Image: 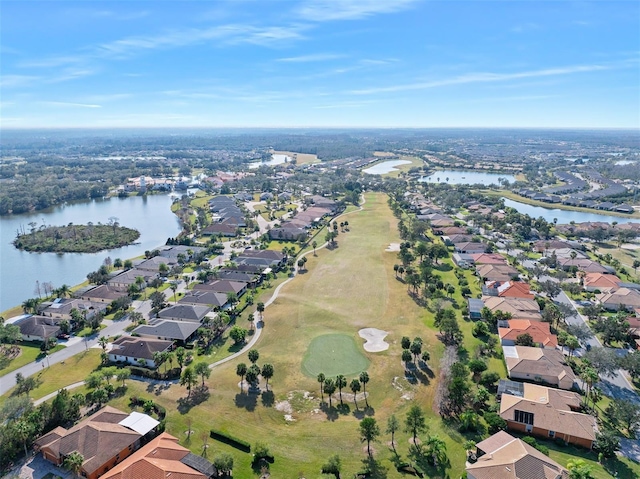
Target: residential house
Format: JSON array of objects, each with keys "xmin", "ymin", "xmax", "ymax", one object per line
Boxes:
[
  {"xmin": 35, "ymin": 406, "xmax": 159, "ymax": 479},
  {"xmin": 583, "ymin": 273, "xmax": 621, "ymax": 292},
  {"xmin": 453, "ymin": 253, "xmax": 474, "ymax": 268},
  {"xmin": 156, "ymin": 245, "xmax": 206, "ymax": 262},
  {"xmin": 107, "ymin": 269, "xmax": 157, "ymax": 291},
  {"xmin": 467, "ymin": 431, "xmax": 569, "ymax": 479},
  {"xmin": 557, "ymin": 258, "xmax": 612, "ymax": 274},
  {"xmin": 215, "ymin": 269, "xmax": 261, "ymax": 287},
  {"xmin": 482, "ymin": 281, "xmax": 534, "ymax": 299},
  {"xmin": 504, "ymin": 346, "xmax": 576, "ymax": 390},
  {"xmin": 436, "ymin": 226, "xmax": 468, "ymax": 236},
  {"xmin": 135, "ymin": 256, "xmax": 176, "ymax": 273},
  {"xmin": 454, "ymin": 242, "xmax": 486, "ymax": 254},
  {"xmin": 100, "ymin": 432, "xmax": 216, "ymax": 479},
  {"xmin": 476, "ymin": 264, "xmax": 520, "ymax": 282},
  {"xmin": 179, "ymin": 290, "xmax": 230, "ymax": 309},
  {"xmin": 195, "ymin": 279, "xmax": 248, "ymax": 298},
  {"xmin": 597, "ymin": 288, "xmax": 640, "ymax": 311},
  {"xmin": 78, "ymin": 285, "xmax": 129, "ymax": 304},
  {"xmin": 499, "ymin": 383, "xmax": 597, "ymax": 449},
  {"xmin": 108, "ymin": 336, "xmax": 174, "ymax": 368},
  {"xmin": 471, "ymin": 253, "xmax": 507, "ymax": 265},
  {"xmin": 157, "ymin": 304, "xmax": 211, "ymax": 322},
  {"xmin": 443, "ymin": 234, "xmax": 473, "ymax": 245},
  {"xmin": 40, "ymin": 298, "xmax": 107, "ymax": 321},
  {"xmin": 202, "ymin": 223, "xmax": 237, "ymax": 237},
  {"xmin": 15, "ymin": 315, "xmax": 61, "ymax": 342},
  {"xmin": 269, "ymin": 225, "xmax": 307, "ymax": 241},
  {"xmin": 614, "ymin": 203, "xmax": 634, "ymax": 214},
  {"xmin": 498, "ymin": 320, "xmax": 558, "ymax": 348},
  {"xmin": 483, "ymin": 297, "xmax": 542, "ymax": 321},
  {"xmin": 133, "ymin": 319, "xmax": 201, "ymax": 344}
]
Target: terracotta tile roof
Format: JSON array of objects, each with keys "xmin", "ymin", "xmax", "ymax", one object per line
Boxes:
[
  {"xmin": 598, "ymin": 288, "xmax": 640, "ymax": 308},
  {"xmin": 499, "ymin": 320, "xmax": 558, "ymax": 347},
  {"xmin": 500, "ymin": 386, "xmax": 596, "ymax": 442},
  {"xmin": 101, "ymin": 433, "xmax": 210, "ymax": 479},
  {"xmin": 504, "ymin": 347, "xmax": 576, "ymax": 385},
  {"xmin": 486, "ymin": 281, "xmax": 534, "ymax": 299},
  {"xmin": 483, "ymin": 297, "xmax": 541, "ymax": 321},
  {"xmin": 471, "ymin": 253, "xmax": 508, "ymax": 265},
  {"xmin": 469, "ymin": 432, "xmax": 568, "ymax": 479},
  {"xmin": 583, "ymin": 273, "xmax": 621, "ymax": 290}
]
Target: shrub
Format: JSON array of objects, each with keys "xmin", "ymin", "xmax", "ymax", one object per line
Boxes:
[
  {"xmin": 484, "ymin": 412, "xmax": 507, "ymax": 434},
  {"xmin": 210, "ymin": 429, "xmax": 251, "ymax": 453},
  {"xmin": 479, "ymin": 371, "xmax": 500, "ymax": 387},
  {"xmin": 472, "ymin": 322, "xmax": 490, "ymax": 337}
]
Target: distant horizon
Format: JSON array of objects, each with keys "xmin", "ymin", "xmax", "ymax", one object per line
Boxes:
[{"xmin": 2, "ymin": 1, "xmax": 638, "ymax": 129}]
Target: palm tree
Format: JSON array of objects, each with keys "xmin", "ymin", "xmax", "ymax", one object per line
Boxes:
[
  {"xmin": 359, "ymin": 371, "xmax": 370, "ymax": 407},
  {"xmin": 323, "ymin": 378, "xmax": 336, "ymax": 408},
  {"xmin": 261, "ymin": 363, "xmax": 274, "ymax": 390},
  {"xmin": 194, "ymin": 361, "xmax": 211, "ymax": 387},
  {"xmin": 580, "ymin": 367, "xmax": 599, "ymax": 407},
  {"xmin": 15, "ymin": 420, "xmax": 32, "ymax": 459},
  {"xmin": 135, "ymin": 276, "xmax": 146, "ymax": 299},
  {"xmin": 248, "ymin": 349, "xmax": 259, "ymax": 365},
  {"xmin": 386, "ymin": 415, "xmax": 399, "ymax": 451},
  {"xmin": 57, "ymin": 284, "xmax": 71, "ymax": 298},
  {"xmin": 180, "ymin": 366, "xmax": 197, "ymax": 398},
  {"xmin": 312, "ymin": 240, "xmax": 318, "ymax": 256},
  {"xmin": 170, "ymin": 281, "xmax": 179, "ymax": 304},
  {"xmin": 359, "ymin": 418, "xmax": 380, "ymax": 457},
  {"xmin": 256, "ymin": 302, "xmax": 265, "ymax": 321},
  {"xmin": 336, "ymin": 374, "xmax": 347, "ymax": 405},
  {"xmin": 116, "ymin": 368, "xmax": 131, "ymax": 388},
  {"xmin": 98, "ymin": 336, "xmax": 108, "ymax": 352},
  {"xmin": 236, "ymin": 363, "xmax": 247, "ymax": 392},
  {"xmin": 317, "ymin": 372, "xmax": 326, "ymax": 402},
  {"xmin": 424, "ymin": 434, "xmax": 447, "ymax": 467},
  {"xmin": 63, "ymin": 451, "xmax": 85, "ymax": 477},
  {"xmin": 350, "ymin": 379, "xmax": 361, "ymax": 409}
]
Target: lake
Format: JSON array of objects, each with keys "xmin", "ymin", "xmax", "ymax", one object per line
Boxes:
[
  {"xmin": 502, "ymin": 198, "xmax": 638, "ymax": 225},
  {"xmin": 362, "ymin": 160, "xmax": 412, "ymax": 175},
  {"xmin": 420, "ymin": 169, "xmax": 515, "ymax": 185},
  {"xmin": 248, "ymin": 154, "xmax": 291, "ymax": 169},
  {"xmin": 0, "ymin": 195, "xmax": 181, "ymax": 313}
]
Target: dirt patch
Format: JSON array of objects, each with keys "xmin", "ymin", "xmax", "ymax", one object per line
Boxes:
[
  {"xmin": 359, "ymin": 328, "xmax": 389, "ymax": 352},
  {"xmin": 432, "ymin": 345, "xmax": 457, "ymax": 414}
]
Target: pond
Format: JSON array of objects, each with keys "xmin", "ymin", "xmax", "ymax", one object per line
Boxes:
[
  {"xmin": 419, "ymin": 169, "xmax": 515, "ymax": 185},
  {"xmin": 248, "ymin": 154, "xmax": 291, "ymax": 169},
  {"xmin": 502, "ymin": 198, "xmax": 638, "ymax": 225},
  {"xmin": 362, "ymin": 159, "xmax": 412, "ymax": 175},
  {"xmin": 0, "ymin": 194, "xmax": 181, "ymax": 313}
]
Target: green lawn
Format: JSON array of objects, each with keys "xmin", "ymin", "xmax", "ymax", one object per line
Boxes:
[
  {"xmin": 302, "ymin": 333, "xmax": 370, "ymax": 377},
  {"xmin": 0, "ymin": 342, "xmax": 43, "ymax": 375}
]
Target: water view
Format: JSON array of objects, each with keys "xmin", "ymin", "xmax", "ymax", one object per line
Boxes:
[
  {"xmin": 248, "ymin": 153, "xmax": 291, "ymax": 169},
  {"xmin": 362, "ymin": 159, "xmax": 412, "ymax": 175},
  {"xmin": 0, "ymin": 194, "xmax": 181, "ymax": 313},
  {"xmin": 502, "ymin": 198, "xmax": 638, "ymax": 225},
  {"xmin": 420, "ymin": 169, "xmax": 515, "ymax": 185}
]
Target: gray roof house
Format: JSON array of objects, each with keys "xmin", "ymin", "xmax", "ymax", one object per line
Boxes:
[
  {"xmin": 179, "ymin": 290, "xmax": 229, "ymax": 309},
  {"xmin": 16, "ymin": 315, "xmax": 61, "ymax": 342},
  {"xmin": 157, "ymin": 304, "xmax": 211, "ymax": 322},
  {"xmin": 133, "ymin": 319, "xmax": 201, "ymax": 343}
]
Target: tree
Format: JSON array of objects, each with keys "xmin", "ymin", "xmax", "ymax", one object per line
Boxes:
[
  {"xmin": 247, "ymin": 312, "xmax": 255, "ymax": 331},
  {"xmin": 312, "ymin": 240, "xmax": 318, "ymax": 256},
  {"xmin": 410, "ymin": 338, "xmax": 423, "ymax": 364},
  {"xmin": 90, "ymin": 387, "xmax": 108, "ymax": 408},
  {"xmin": 424, "ymin": 434, "xmax": 448, "ymax": 467},
  {"xmin": 359, "ymin": 371, "xmax": 370, "ymax": 407},
  {"xmin": 169, "ymin": 281, "xmax": 179, "ymax": 304},
  {"xmin": 515, "ymin": 333, "xmax": 535, "ymax": 347},
  {"xmin": 180, "ymin": 367, "xmax": 197, "ymax": 397},
  {"xmin": 261, "ymin": 363, "xmax": 274, "ymax": 390},
  {"xmin": 583, "ymin": 347, "xmax": 619, "ymax": 378},
  {"xmin": 335, "ymin": 374, "xmax": 347, "ymax": 405},
  {"xmin": 194, "ymin": 362, "xmax": 211, "ymax": 387},
  {"xmin": 634, "ymin": 259, "xmax": 640, "ymax": 274},
  {"xmin": 567, "ymin": 459, "xmax": 595, "ymax": 479},
  {"xmin": 484, "ymin": 411, "xmax": 507, "ymax": 433},
  {"xmin": 539, "ymin": 280, "xmax": 561, "ymax": 299},
  {"xmin": 245, "ymin": 364, "xmax": 260, "ymax": 386},
  {"xmin": 236, "ymin": 363, "xmax": 247, "ymax": 392},
  {"xmin": 386, "ymin": 414, "xmax": 399, "ymax": 449},
  {"xmin": 248, "ymin": 349, "xmax": 259, "ymax": 365},
  {"xmin": 607, "ymin": 399, "xmax": 640, "ymax": 438},
  {"xmin": 594, "ymin": 430, "xmax": 620, "ymax": 458},
  {"xmin": 580, "ymin": 367, "xmax": 599, "ymax": 407},
  {"xmin": 565, "ymin": 336, "xmax": 580, "ymax": 358},
  {"xmin": 175, "ymin": 347, "xmax": 186, "ymax": 371},
  {"xmin": 323, "ymin": 379, "xmax": 337, "ymax": 408},
  {"xmin": 229, "ymin": 326, "xmax": 247, "ymax": 345},
  {"xmin": 116, "ymin": 368, "xmax": 131, "ymax": 388},
  {"xmin": 405, "ymin": 404, "xmax": 427, "ymax": 444},
  {"xmin": 359, "ymin": 417, "xmax": 380, "ymax": 456},
  {"xmin": 63, "ymin": 451, "xmax": 85, "ymax": 476},
  {"xmin": 213, "ymin": 453, "xmax": 234, "ymax": 477},
  {"xmin": 350, "ymin": 379, "xmax": 361, "ymax": 409},
  {"xmin": 401, "ymin": 336, "xmax": 411, "ymax": 349},
  {"xmin": 622, "ymin": 349, "xmax": 640, "ymax": 381},
  {"xmin": 317, "ymin": 372, "xmax": 326, "ymax": 402},
  {"xmin": 467, "ymin": 359, "xmax": 488, "ymax": 377},
  {"xmin": 15, "ymin": 420, "xmax": 32, "ymax": 459},
  {"xmin": 402, "ymin": 349, "xmax": 413, "ymax": 364},
  {"xmin": 321, "ymin": 454, "xmax": 342, "ymax": 479},
  {"xmin": 459, "ymin": 409, "xmax": 480, "ymax": 432},
  {"xmin": 256, "ymin": 302, "xmax": 265, "ymax": 320}
]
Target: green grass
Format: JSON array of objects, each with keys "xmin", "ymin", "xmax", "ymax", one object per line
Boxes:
[
  {"xmin": 0, "ymin": 342, "xmax": 43, "ymax": 375},
  {"xmin": 76, "ymin": 324, "xmax": 106, "ymax": 337},
  {"xmin": 301, "ymin": 333, "xmax": 370, "ymax": 377}
]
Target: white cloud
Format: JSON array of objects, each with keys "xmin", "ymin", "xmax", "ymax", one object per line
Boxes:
[
  {"xmin": 0, "ymin": 74, "xmax": 41, "ymax": 88},
  {"xmin": 352, "ymin": 64, "xmax": 614, "ymax": 95},
  {"xmin": 277, "ymin": 53, "xmax": 345, "ymax": 62},
  {"xmin": 298, "ymin": 0, "xmax": 418, "ymax": 21},
  {"xmin": 40, "ymin": 101, "xmax": 102, "ymax": 108}
]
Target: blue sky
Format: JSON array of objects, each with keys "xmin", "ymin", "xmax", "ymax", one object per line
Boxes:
[{"xmin": 1, "ymin": 0, "xmax": 638, "ymax": 128}]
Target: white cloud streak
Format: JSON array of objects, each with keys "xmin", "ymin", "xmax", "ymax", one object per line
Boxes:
[
  {"xmin": 298, "ymin": 0, "xmax": 419, "ymax": 21},
  {"xmin": 40, "ymin": 101, "xmax": 102, "ymax": 108},
  {"xmin": 352, "ymin": 64, "xmax": 613, "ymax": 95},
  {"xmin": 277, "ymin": 53, "xmax": 345, "ymax": 62}
]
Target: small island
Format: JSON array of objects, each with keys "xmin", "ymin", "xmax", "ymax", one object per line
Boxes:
[{"xmin": 13, "ymin": 220, "xmax": 140, "ymax": 253}]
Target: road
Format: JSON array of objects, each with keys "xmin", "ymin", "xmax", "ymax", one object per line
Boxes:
[{"xmin": 556, "ymin": 290, "xmax": 639, "ymax": 403}]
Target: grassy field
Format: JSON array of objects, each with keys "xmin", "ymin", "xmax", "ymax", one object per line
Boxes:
[
  {"xmin": 0, "ymin": 342, "xmax": 43, "ymax": 376},
  {"xmin": 380, "ymin": 155, "xmax": 426, "ymax": 178},
  {"xmin": 17, "ymin": 192, "xmax": 638, "ymax": 478},
  {"xmin": 301, "ymin": 334, "xmax": 370, "ymax": 377},
  {"xmin": 272, "ymin": 150, "xmax": 319, "ymax": 165}
]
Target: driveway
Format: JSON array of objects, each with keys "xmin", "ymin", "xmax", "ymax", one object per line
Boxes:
[{"xmin": 14, "ymin": 453, "xmax": 70, "ymax": 479}]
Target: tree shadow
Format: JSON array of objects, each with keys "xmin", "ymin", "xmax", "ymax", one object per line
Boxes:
[
  {"xmin": 261, "ymin": 390, "xmax": 274, "ymax": 407},
  {"xmin": 320, "ymin": 403, "xmax": 340, "ymax": 422},
  {"xmin": 177, "ymin": 386, "xmax": 210, "ymax": 414},
  {"xmin": 404, "ymin": 364, "xmax": 430, "ymax": 385},
  {"xmin": 234, "ymin": 392, "xmax": 258, "ymax": 412},
  {"xmin": 418, "ymin": 361, "xmax": 435, "ymax": 378},
  {"xmin": 360, "ymin": 456, "xmax": 388, "ymax": 479},
  {"xmin": 336, "ymin": 403, "xmax": 351, "ymax": 415}
]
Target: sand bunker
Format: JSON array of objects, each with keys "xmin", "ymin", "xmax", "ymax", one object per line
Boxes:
[
  {"xmin": 359, "ymin": 328, "xmax": 389, "ymax": 352},
  {"xmin": 385, "ymin": 243, "xmax": 401, "ymax": 252}
]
